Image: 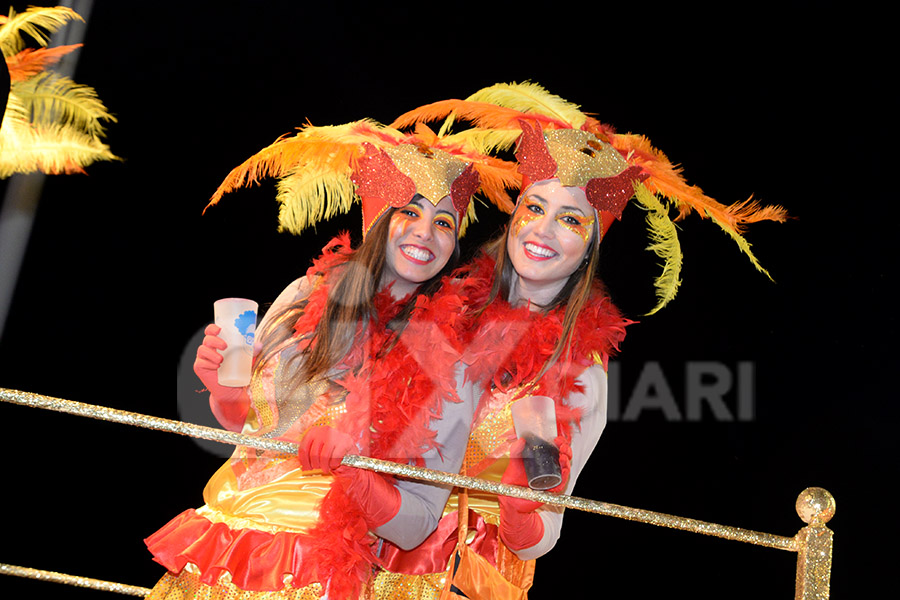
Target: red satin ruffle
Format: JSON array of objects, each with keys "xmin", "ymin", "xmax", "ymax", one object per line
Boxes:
[
  {"xmin": 378, "ymin": 510, "xmax": 499, "ymax": 575},
  {"xmin": 145, "ymin": 509, "xmax": 319, "ymax": 592}
]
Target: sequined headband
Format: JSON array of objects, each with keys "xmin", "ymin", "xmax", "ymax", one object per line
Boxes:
[
  {"xmin": 515, "ymin": 120, "xmax": 647, "ymax": 234},
  {"xmin": 351, "ymin": 142, "xmax": 480, "ymax": 237}
]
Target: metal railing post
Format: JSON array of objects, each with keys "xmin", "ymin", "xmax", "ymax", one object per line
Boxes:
[{"xmin": 794, "ymin": 487, "xmax": 836, "ymax": 599}]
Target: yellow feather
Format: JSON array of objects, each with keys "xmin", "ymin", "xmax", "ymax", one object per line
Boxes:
[
  {"xmin": 276, "ymin": 170, "xmax": 356, "ymax": 234},
  {"xmin": 0, "ymin": 7, "xmax": 118, "ymax": 177},
  {"xmin": 12, "ymin": 72, "xmax": 116, "ymax": 135},
  {"xmin": 455, "ymin": 81, "xmax": 586, "ymax": 130},
  {"xmin": 207, "ymin": 130, "xmax": 367, "ymax": 208},
  {"xmin": 0, "ymin": 6, "xmax": 83, "ymax": 56},
  {"xmin": 634, "ymin": 183, "xmax": 683, "ymax": 315},
  {"xmin": 0, "ymin": 117, "xmax": 118, "ymax": 177},
  {"xmin": 444, "ymin": 128, "xmax": 521, "ymax": 155},
  {"xmin": 706, "ymin": 212, "xmax": 774, "ymax": 281}
]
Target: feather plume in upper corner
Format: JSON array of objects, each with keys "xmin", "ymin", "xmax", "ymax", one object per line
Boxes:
[{"xmin": 1, "ymin": 6, "xmax": 119, "ymax": 177}]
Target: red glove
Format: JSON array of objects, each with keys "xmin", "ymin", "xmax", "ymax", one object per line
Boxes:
[
  {"xmin": 193, "ymin": 323, "xmax": 250, "ymax": 432},
  {"xmin": 297, "ymin": 426, "xmax": 357, "ymax": 473},
  {"xmin": 335, "ymin": 465, "xmax": 401, "ymax": 529},
  {"xmin": 298, "ymin": 426, "xmax": 401, "ymax": 529},
  {"xmin": 498, "ymin": 436, "xmax": 572, "ymax": 551}
]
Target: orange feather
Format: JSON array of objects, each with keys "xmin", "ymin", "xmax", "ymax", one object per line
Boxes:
[{"xmin": 391, "ymin": 99, "xmax": 568, "ymax": 132}]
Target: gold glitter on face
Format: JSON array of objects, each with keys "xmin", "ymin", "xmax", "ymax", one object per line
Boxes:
[
  {"xmin": 512, "ymin": 192, "xmax": 594, "ymax": 247},
  {"xmin": 389, "ymin": 201, "xmax": 457, "ymax": 239},
  {"xmin": 506, "ymin": 181, "xmax": 596, "ymax": 301},
  {"xmin": 511, "ymin": 199, "xmax": 542, "ymax": 238},
  {"xmin": 557, "ymin": 210, "xmax": 595, "ymax": 244},
  {"xmin": 382, "ymin": 196, "xmax": 458, "ymax": 297}
]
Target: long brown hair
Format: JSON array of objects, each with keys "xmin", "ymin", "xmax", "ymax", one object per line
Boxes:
[
  {"xmin": 253, "ymin": 204, "xmax": 461, "ymax": 387},
  {"xmin": 481, "ymin": 217, "xmax": 602, "ymax": 383}
]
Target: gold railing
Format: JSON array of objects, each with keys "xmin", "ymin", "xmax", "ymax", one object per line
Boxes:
[{"xmin": 0, "ymin": 387, "xmax": 834, "ymax": 598}]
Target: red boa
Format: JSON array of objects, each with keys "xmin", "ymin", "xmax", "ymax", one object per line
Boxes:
[
  {"xmin": 301, "ymin": 235, "xmax": 473, "ymax": 598},
  {"xmin": 460, "ymin": 252, "xmax": 632, "ymax": 452},
  {"xmin": 374, "ymin": 253, "xmax": 632, "ymax": 574},
  {"xmin": 147, "ymin": 234, "xmax": 474, "ymax": 599}
]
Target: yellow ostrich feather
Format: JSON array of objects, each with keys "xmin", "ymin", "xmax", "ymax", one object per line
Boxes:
[
  {"xmin": 13, "ymin": 71, "xmax": 115, "ymax": 135},
  {"xmin": 1, "ymin": 6, "xmax": 118, "ymax": 177},
  {"xmin": 393, "ymin": 99, "xmax": 567, "ymax": 135},
  {"xmin": 207, "ymin": 121, "xmax": 397, "ymax": 209},
  {"xmin": 460, "ymin": 81, "xmax": 588, "ymax": 127},
  {"xmin": 633, "ymin": 183, "xmax": 683, "ymax": 314},
  {"xmin": 0, "ymin": 6, "xmax": 82, "ymax": 56},
  {"xmin": 436, "ymin": 81, "xmax": 586, "ymax": 137},
  {"xmin": 612, "ymin": 133, "xmax": 788, "ymax": 230},
  {"xmin": 207, "ymin": 119, "xmax": 518, "ymax": 235},
  {"xmin": 276, "ymin": 170, "xmax": 357, "ymax": 234},
  {"xmin": 611, "ymin": 132, "xmax": 783, "ymax": 279},
  {"xmin": 0, "ymin": 88, "xmax": 116, "ymax": 177},
  {"xmin": 444, "ymin": 127, "xmax": 522, "ymax": 156},
  {"xmin": 707, "ymin": 211, "xmax": 773, "ymax": 281}
]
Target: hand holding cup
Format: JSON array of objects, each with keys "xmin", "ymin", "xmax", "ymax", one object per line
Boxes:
[
  {"xmin": 510, "ymin": 395, "xmax": 563, "ymax": 491},
  {"xmin": 213, "ymin": 298, "xmax": 258, "ymax": 387}
]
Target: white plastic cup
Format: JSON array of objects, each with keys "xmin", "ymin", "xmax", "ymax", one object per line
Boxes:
[
  {"xmin": 213, "ymin": 298, "xmax": 258, "ymax": 387},
  {"xmin": 510, "ymin": 395, "xmax": 561, "ymax": 490}
]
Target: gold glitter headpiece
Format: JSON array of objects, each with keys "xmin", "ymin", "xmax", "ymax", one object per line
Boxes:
[
  {"xmin": 391, "ymin": 82, "xmax": 789, "ymax": 313},
  {"xmin": 206, "ymin": 119, "xmax": 518, "ymax": 238}
]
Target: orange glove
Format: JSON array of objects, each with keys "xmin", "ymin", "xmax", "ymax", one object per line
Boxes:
[
  {"xmin": 193, "ymin": 323, "xmax": 250, "ymax": 432},
  {"xmin": 498, "ymin": 436, "xmax": 572, "ymax": 550}
]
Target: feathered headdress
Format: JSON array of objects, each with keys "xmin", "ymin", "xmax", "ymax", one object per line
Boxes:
[
  {"xmin": 391, "ymin": 81, "xmax": 789, "ymax": 314},
  {"xmin": 207, "ymin": 119, "xmax": 518, "ymax": 238},
  {"xmin": 0, "ymin": 6, "xmax": 118, "ymax": 177}
]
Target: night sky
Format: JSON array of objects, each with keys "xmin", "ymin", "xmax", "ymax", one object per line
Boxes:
[{"xmin": 0, "ymin": 2, "xmax": 893, "ymax": 598}]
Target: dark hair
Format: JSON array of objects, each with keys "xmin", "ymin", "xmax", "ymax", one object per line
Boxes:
[
  {"xmin": 253, "ymin": 203, "xmax": 461, "ymax": 388},
  {"xmin": 481, "ymin": 217, "xmax": 601, "ymax": 383}
]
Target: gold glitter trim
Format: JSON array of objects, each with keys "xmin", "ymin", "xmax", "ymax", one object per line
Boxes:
[
  {"xmin": 342, "ymin": 455, "xmax": 798, "ymax": 551},
  {"xmin": 0, "ymin": 562, "xmax": 151, "ymax": 597},
  {"xmin": 0, "ymin": 387, "xmax": 298, "ymax": 455},
  {"xmin": 384, "ymin": 145, "xmax": 466, "ymax": 206},
  {"xmin": 146, "ymin": 567, "xmax": 323, "ymax": 600},
  {"xmin": 0, "ymin": 387, "xmax": 798, "ymax": 550},
  {"xmin": 367, "ymin": 570, "xmax": 447, "ymax": 600},
  {"xmin": 0, "ymin": 386, "xmax": 835, "ymax": 598},
  {"xmin": 544, "ymin": 129, "xmax": 630, "ymax": 187}
]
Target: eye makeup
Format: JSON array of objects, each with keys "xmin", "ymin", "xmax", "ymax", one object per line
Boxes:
[
  {"xmin": 433, "ymin": 211, "xmax": 457, "ymax": 235},
  {"xmin": 511, "ymin": 198, "xmax": 544, "ymax": 238},
  {"xmin": 557, "ymin": 211, "xmax": 595, "ymax": 244}
]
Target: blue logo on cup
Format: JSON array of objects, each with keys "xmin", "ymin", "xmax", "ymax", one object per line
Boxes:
[{"xmin": 234, "ymin": 310, "xmax": 256, "ymax": 345}]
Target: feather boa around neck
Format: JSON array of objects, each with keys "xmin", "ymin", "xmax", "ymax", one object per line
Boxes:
[
  {"xmin": 460, "ymin": 252, "xmax": 632, "ymax": 443},
  {"xmin": 286, "ymin": 234, "xmax": 471, "ymax": 598}
]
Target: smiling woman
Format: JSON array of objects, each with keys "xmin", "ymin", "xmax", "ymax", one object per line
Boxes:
[
  {"xmin": 383, "ymin": 195, "xmax": 460, "ymax": 299},
  {"xmin": 143, "ymin": 119, "xmax": 517, "ymax": 600},
  {"xmin": 378, "ymin": 81, "xmax": 789, "ymax": 598},
  {"xmin": 505, "ymin": 179, "xmax": 597, "ymax": 306}
]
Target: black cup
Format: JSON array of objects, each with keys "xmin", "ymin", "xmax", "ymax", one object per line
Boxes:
[{"xmin": 520, "ymin": 433, "xmax": 562, "ymax": 490}]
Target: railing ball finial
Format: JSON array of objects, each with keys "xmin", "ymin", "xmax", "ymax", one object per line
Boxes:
[{"xmin": 795, "ymin": 487, "xmax": 835, "ymax": 525}]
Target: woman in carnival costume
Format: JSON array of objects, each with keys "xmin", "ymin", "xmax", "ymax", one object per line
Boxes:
[
  {"xmin": 371, "ymin": 82, "xmax": 789, "ymax": 599},
  {"xmin": 144, "ymin": 120, "xmax": 517, "ymax": 600}
]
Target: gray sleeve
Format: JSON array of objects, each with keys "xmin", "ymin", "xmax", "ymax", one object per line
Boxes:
[
  {"xmin": 510, "ymin": 364, "xmax": 608, "ymax": 560},
  {"xmin": 373, "ymin": 363, "xmax": 476, "ymax": 550}
]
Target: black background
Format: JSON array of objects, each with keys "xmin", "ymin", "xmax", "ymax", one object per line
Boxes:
[{"xmin": 0, "ymin": 2, "xmax": 893, "ymax": 598}]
